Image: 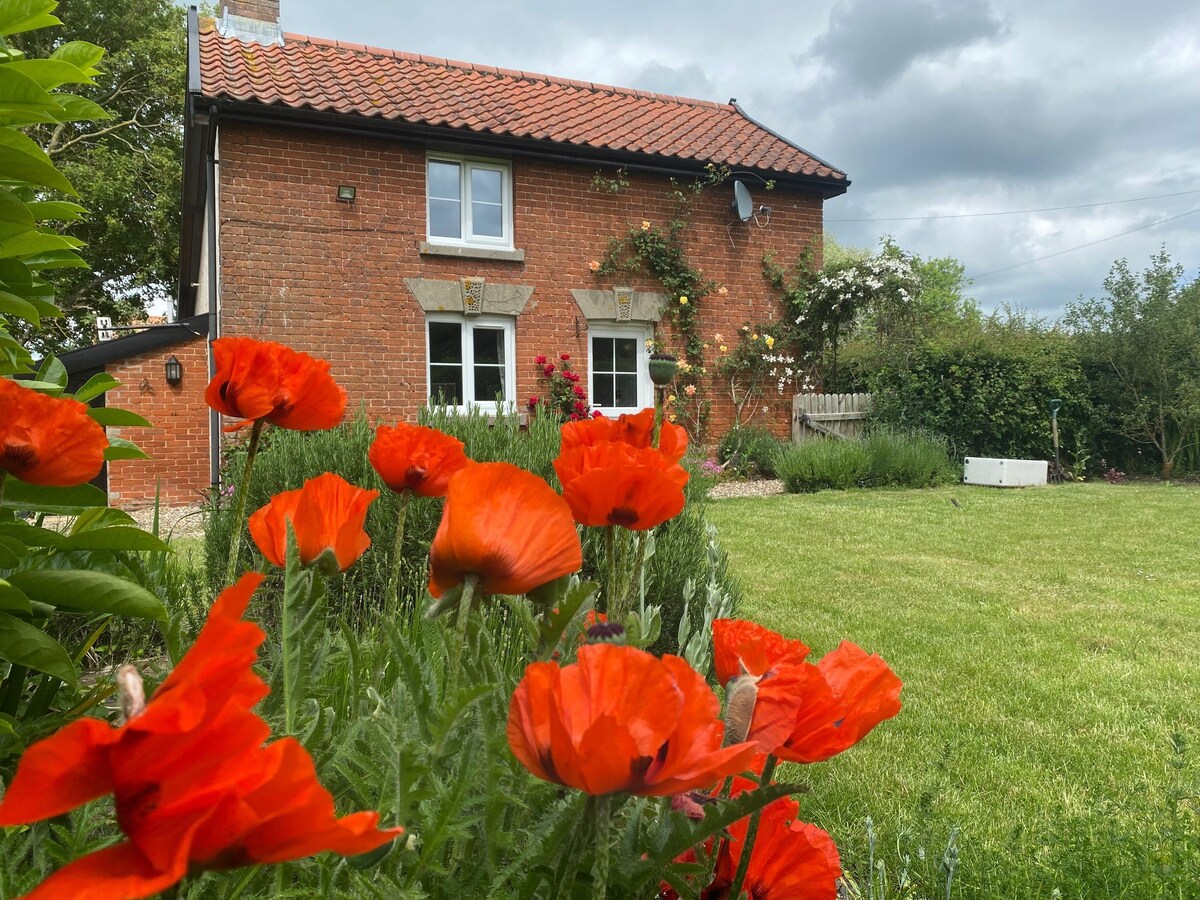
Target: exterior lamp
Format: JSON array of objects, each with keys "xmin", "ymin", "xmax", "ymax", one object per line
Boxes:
[
  {"xmin": 165, "ymin": 355, "xmax": 183, "ymax": 386},
  {"xmin": 336, "ymin": 184, "xmax": 356, "ymax": 203}
]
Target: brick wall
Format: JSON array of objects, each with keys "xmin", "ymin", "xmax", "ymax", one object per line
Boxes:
[
  {"xmin": 216, "ymin": 123, "xmax": 825, "ymax": 445},
  {"xmin": 225, "ymin": 0, "xmax": 279, "ymax": 21},
  {"xmin": 104, "ymin": 336, "xmax": 211, "ymax": 508}
]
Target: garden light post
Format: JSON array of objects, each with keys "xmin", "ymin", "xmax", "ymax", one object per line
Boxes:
[{"xmin": 1048, "ymin": 398, "xmax": 1062, "ymax": 483}]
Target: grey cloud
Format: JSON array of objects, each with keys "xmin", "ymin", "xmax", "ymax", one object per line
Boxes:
[
  {"xmin": 808, "ymin": 0, "xmax": 1004, "ymax": 93},
  {"xmin": 625, "ymin": 62, "xmax": 718, "ymax": 100}
]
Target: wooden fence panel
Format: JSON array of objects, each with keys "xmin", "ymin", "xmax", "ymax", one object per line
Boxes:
[{"xmin": 791, "ymin": 392, "xmax": 872, "ymax": 442}]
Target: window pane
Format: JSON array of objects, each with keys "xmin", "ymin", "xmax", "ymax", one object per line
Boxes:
[
  {"xmin": 614, "ymin": 374, "xmax": 638, "ymax": 407},
  {"xmin": 429, "ymin": 365, "xmax": 463, "ymax": 406},
  {"xmin": 471, "ymin": 167, "xmax": 502, "ymax": 205},
  {"xmin": 471, "ymin": 200, "xmax": 503, "ymax": 237},
  {"xmin": 593, "ymin": 374, "xmax": 614, "ymax": 408},
  {"xmin": 592, "ymin": 337, "xmax": 614, "ymax": 372},
  {"xmin": 429, "ymin": 322, "xmax": 462, "ymax": 363},
  {"xmin": 614, "ymin": 338, "xmax": 638, "ymax": 372},
  {"xmin": 474, "ymin": 365, "xmax": 504, "ymax": 402},
  {"xmin": 428, "ymin": 161, "xmax": 461, "ymax": 200},
  {"xmin": 429, "ymin": 198, "xmax": 461, "ymax": 239},
  {"xmin": 473, "ymin": 327, "xmax": 504, "ymax": 365}
]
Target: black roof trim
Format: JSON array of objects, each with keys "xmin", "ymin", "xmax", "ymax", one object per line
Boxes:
[{"xmin": 58, "ymin": 316, "xmax": 209, "ymax": 374}]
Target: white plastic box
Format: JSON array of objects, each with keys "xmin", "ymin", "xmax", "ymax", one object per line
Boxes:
[{"xmin": 962, "ymin": 457, "xmax": 1048, "ymax": 487}]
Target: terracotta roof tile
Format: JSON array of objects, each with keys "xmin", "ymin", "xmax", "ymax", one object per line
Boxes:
[{"xmin": 197, "ymin": 23, "xmax": 846, "ymax": 181}]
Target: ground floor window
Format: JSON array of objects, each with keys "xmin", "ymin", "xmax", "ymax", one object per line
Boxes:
[
  {"xmin": 589, "ymin": 325, "xmax": 651, "ymax": 416},
  {"xmin": 426, "ymin": 314, "xmax": 515, "ymax": 412}
]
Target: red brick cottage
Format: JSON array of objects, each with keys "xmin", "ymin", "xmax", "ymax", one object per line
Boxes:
[{"xmin": 62, "ymin": 1, "xmax": 849, "ymax": 508}]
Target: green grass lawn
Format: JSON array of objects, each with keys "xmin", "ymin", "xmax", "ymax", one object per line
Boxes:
[{"xmin": 707, "ymin": 483, "xmax": 1200, "ymax": 899}]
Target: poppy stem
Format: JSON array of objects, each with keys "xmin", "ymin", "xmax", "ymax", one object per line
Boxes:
[
  {"xmin": 448, "ymin": 573, "xmax": 478, "ymax": 690},
  {"xmin": 621, "ymin": 530, "xmax": 648, "ymax": 621},
  {"xmin": 0, "ymin": 471, "xmax": 6, "ymax": 509},
  {"xmin": 604, "ymin": 525, "xmax": 618, "ymax": 618},
  {"xmin": 225, "ymin": 419, "xmax": 265, "ymax": 586},
  {"xmin": 727, "ymin": 754, "xmax": 778, "ymax": 900},
  {"xmin": 385, "ymin": 490, "xmax": 413, "ymax": 613},
  {"xmin": 590, "ymin": 793, "xmax": 613, "ymax": 899}
]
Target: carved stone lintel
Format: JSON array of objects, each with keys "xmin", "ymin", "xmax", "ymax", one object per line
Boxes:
[
  {"xmin": 570, "ymin": 288, "xmax": 667, "ymax": 323},
  {"xmin": 460, "ymin": 277, "xmax": 485, "ymax": 315},
  {"xmin": 405, "ymin": 278, "xmax": 534, "ymax": 315}
]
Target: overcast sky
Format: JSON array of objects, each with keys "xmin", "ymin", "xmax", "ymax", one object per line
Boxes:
[{"xmin": 270, "ymin": 0, "xmax": 1200, "ymax": 318}]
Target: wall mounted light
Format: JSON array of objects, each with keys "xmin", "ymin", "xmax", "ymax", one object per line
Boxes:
[
  {"xmin": 336, "ymin": 184, "xmax": 356, "ymax": 203},
  {"xmin": 165, "ymin": 355, "xmax": 183, "ymax": 385}
]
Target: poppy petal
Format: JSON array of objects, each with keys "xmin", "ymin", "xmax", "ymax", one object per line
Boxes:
[
  {"xmin": 18, "ymin": 840, "xmax": 185, "ymax": 900},
  {"xmin": 712, "ymin": 619, "xmax": 810, "ymax": 684},
  {"xmin": 0, "ymin": 718, "xmax": 118, "ymax": 826}
]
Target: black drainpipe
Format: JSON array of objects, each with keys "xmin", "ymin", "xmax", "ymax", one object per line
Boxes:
[{"xmin": 205, "ymin": 105, "xmax": 220, "ymax": 488}]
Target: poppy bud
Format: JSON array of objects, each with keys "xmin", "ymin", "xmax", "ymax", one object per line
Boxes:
[
  {"xmin": 584, "ymin": 621, "xmax": 626, "ymax": 645},
  {"xmin": 117, "ymin": 665, "xmax": 145, "ymax": 723},
  {"xmin": 722, "ymin": 671, "xmax": 760, "ymax": 746}
]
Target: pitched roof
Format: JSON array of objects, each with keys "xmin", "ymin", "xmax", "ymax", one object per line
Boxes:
[{"xmin": 196, "ymin": 21, "xmax": 846, "ymax": 183}]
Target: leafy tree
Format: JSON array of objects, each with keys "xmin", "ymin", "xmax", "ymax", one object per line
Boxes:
[
  {"xmin": 1065, "ymin": 249, "xmax": 1200, "ymax": 477},
  {"xmin": 12, "ymin": 0, "xmax": 184, "ymax": 355}
]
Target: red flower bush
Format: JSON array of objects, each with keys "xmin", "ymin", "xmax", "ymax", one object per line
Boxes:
[
  {"xmin": 248, "ymin": 473, "xmax": 378, "ymax": 573},
  {"xmin": 0, "ymin": 574, "xmax": 401, "ymax": 899},
  {"xmin": 205, "ymin": 337, "xmax": 346, "ymax": 433},
  {"xmin": 0, "ymin": 378, "xmax": 107, "ymax": 487},
  {"xmin": 533, "ymin": 353, "xmax": 590, "ymax": 420},
  {"xmin": 507, "ymin": 643, "xmax": 757, "ymax": 796},
  {"xmin": 368, "ymin": 422, "xmax": 470, "ymax": 498}
]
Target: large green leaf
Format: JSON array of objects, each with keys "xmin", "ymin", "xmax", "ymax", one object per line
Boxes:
[
  {"xmin": 22, "ymin": 248, "xmax": 87, "ymax": 269},
  {"xmin": 0, "ymin": 64, "xmax": 61, "ymax": 125},
  {"xmin": 73, "ymin": 372, "xmax": 119, "ymax": 402},
  {"xmin": 35, "ymin": 353, "xmax": 66, "ymax": 389},
  {"xmin": 0, "ymin": 1, "xmax": 60, "ymax": 38},
  {"xmin": 0, "ymin": 230, "xmax": 84, "ymax": 259},
  {"xmin": 56, "ymin": 526, "xmax": 169, "ymax": 553},
  {"xmin": 5, "ymin": 58, "xmax": 97, "ymax": 90},
  {"xmin": 0, "ymin": 579, "xmax": 32, "ymax": 613},
  {"xmin": 103, "ymin": 437, "xmax": 149, "ymax": 462},
  {"xmin": 0, "ymin": 611, "xmax": 74, "ymax": 683},
  {"xmin": 50, "ymin": 41, "xmax": 104, "ymax": 76},
  {"xmin": 0, "ymin": 521, "xmax": 64, "ymax": 547},
  {"xmin": 6, "ymin": 569, "xmax": 166, "ymax": 621},
  {"xmin": 0, "ymin": 288, "xmax": 38, "ymax": 323},
  {"xmin": 0, "ymin": 127, "xmax": 76, "ymax": 194},
  {"xmin": 25, "ymin": 199, "xmax": 86, "ymax": 222},
  {"xmin": 51, "ymin": 93, "xmax": 108, "ymax": 123},
  {"xmin": 88, "ymin": 406, "xmax": 151, "ymax": 427},
  {"xmin": 0, "ymin": 534, "xmax": 26, "ymax": 567},
  {"xmin": 0, "ymin": 185, "xmax": 36, "ymax": 240},
  {"xmin": 0, "ymin": 480, "xmax": 106, "ymax": 514}
]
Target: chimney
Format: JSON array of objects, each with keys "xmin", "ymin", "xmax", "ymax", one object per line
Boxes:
[{"xmin": 219, "ymin": 2, "xmax": 283, "ymax": 45}]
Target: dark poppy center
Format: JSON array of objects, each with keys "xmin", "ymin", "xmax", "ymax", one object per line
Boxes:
[
  {"xmin": 0, "ymin": 443, "xmax": 37, "ymax": 473},
  {"xmin": 114, "ymin": 782, "xmax": 160, "ymax": 836},
  {"xmin": 405, "ymin": 465, "xmax": 428, "ymax": 488},
  {"xmin": 607, "ymin": 506, "xmax": 639, "ymax": 528}
]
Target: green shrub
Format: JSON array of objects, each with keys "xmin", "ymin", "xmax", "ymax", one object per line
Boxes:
[
  {"xmin": 775, "ymin": 438, "xmax": 872, "ymax": 492},
  {"xmin": 863, "ymin": 426, "xmax": 959, "ymax": 487},
  {"xmin": 717, "ymin": 425, "xmax": 785, "ymax": 478},
  {"xmin": 204, "ymin": 409, "xmax": 739, "ymax": 652}
]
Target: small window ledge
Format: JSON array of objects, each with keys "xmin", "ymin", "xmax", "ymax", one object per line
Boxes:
[{"xmin": 420, "ymin": 242, "xmax": 525, "ymax": 262}]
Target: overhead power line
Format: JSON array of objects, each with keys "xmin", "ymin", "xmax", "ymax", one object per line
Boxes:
[
  {"xmin": 827, "ymin": 187, "xmax": 1200, "ymax": 222},
  {"xmin": 971, "ymin": 206, "xmax": 1200, "ymax": 280}
]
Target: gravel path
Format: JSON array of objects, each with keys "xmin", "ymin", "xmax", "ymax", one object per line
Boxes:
[{"xmin": 707, "ymin": 479, "xmax": 785, "ymax": 500}]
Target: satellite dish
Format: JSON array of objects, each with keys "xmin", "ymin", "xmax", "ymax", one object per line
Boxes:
[{"xmin": 731, "ymin": 180, "xmax": 753, "ymax": 222}]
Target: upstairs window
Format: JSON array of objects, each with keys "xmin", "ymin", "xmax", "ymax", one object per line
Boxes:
[
  {"xmin": 427, "ymin": 314, "xmax": 515, "ymax": 412},
  {"xmin": 426, "ymin": 156, "xmax": 512, "ymax": 249}
]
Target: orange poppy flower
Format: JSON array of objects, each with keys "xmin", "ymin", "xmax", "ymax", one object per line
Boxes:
[
  {"xmin": 428, "ymin": 462, "xmax": 582, "ymax": 597},
  {"xmin": 560, "ymin": 408, "xmax": 688, "ymax": 463},
  {"xmin": 713, "ymin": 620, "xmax": 901, "ymax": 762},
  {"xmin": 248, "ymin": 473, "xmax": 378, "ymax": 574},
  {"xmin": 0, "ymin": 574, "xmax": 401, "ymax": 899},
  {"xmin": 507, "ymin": 643, "xmax": 758, "ymax": 796},
  {"xmin": 0, "ymin": 378, "xmax": 107, "ymax": 487},
  {"xmin": 555, "ymin": 442, "xmax": 686, "ymax": 530},
  {"xmin": 205, "ymin": 337, "xmax": 346, "ymax": 432},
  {"xmin": 697, "ymin": 778, "xmax": 841, "ymax": 900},
  {"xmin": 368, "ymin": 422, "xmax": 470, "ymax": 498},
  {"xmin": 775, "ymin": 641, "xmax": 903, "ymax": 764}
]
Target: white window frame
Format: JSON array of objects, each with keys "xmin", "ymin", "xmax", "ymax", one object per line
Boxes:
[
  {"xmin": 425, "ymin": 153, "xmax": 514, "ymax": 250},
  {"xmin": 425, "ymin": 313, "xmax": 516, "ymax": 414},
  {"xmin": 588, "ymin": 324, "xmax": 653, "ymax": 417}
]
